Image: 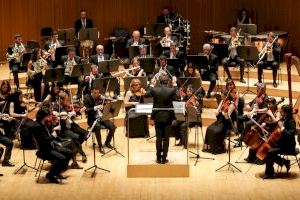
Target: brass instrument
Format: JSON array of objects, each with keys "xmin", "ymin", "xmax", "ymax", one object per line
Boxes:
[
  {"xmin": 64, "ymin": 59, "xmax": 77, "ymax": 76},
  {"xmin": 80, "ymin": 40, "xmax": 94, "ymax": 62},
  {"xmin": 6, "ymin": 44, "xmax": 26, "ymax": 62},
  {"xmin": 228, "ymin": 29, "xmax": 241, "ymax": 58},
  {"xmin": 160, "ymin": 37, "xmax": 174, "ymax": 47},
  {"xmin": 28, "ymin": 58, "xmax": 48, "ymax": 79},
  {"xmin": 42, "ymin": 44, "xmax": 56, "ymax": 61},
  {"xmin": 257, "ymin": 35, "xmax": 278, "ymax": 64}
]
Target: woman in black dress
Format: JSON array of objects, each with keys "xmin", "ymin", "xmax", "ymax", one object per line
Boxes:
[
  {"xmin": 203, "ymin": 82, "xmax": 241, "ymax": 154},
  {"xmin": 124, "ymin": 79, "xmax": 149, "ymax": 138}
]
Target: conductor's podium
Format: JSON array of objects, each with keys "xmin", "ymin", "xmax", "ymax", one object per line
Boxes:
[{"xmin": 126, "ymin": 105, "xmax": 191, "ymax": 178}]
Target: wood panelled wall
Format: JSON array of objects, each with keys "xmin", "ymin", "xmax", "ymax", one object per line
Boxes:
[{"xmin": 0, "ymin": 0, "xmax": 299, "ymax": 60}]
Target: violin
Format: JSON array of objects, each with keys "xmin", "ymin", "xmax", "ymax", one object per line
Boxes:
[{"xmin": 186, "ymin": 94, "xmax": 199, "ymax": 108}]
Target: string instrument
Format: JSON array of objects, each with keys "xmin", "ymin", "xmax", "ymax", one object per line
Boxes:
[{"xmin": 186, "ymin": 94, "xmax": 199, "ymax": 108}]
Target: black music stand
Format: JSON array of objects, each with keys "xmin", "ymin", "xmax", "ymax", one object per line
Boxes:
[
  {"xmin": 210, "ymin": 43, "xmax": 229, "ymax": 64},
  {"xmin": 178, "ymin": 77, "xmax": 202, "ymax": 88},
  {"xmin": 101, "ymin": 100, "xmax": 124, "ymax": 157},
  {"xmin": 237, "ymin": 24, "xmax": 257, "ymax": 35},
  {"xmin": 97, "ymin": 59, "xmax": 119, "ymax": 74},
  {"xmin": 93, "ymin": 77, "xmax": 118, "ymax": 93},
  {"xmin": 187, "ymin": 106, "xmax": 214, "ymax": 166},
  {"xmin": 43, "ymin": 68, "xmax": 65, "ymax": 83},
  {"xmin": 123, "ymin": 76, "xmax": 148, "ymax": 92},
  {"xmin": 138, "ymin": 57, "xmax": 156, "ymax": 73},
  {"xmin": 71, "ymin": 63, "xmax": 91, "ymax": 77},
  {"xmin": 14, "ymin": 119, "xmax": 37, "ymax": 174},
  {"xmin": 129, "ymin": 46, "xmax": 139, "ymax": 59},
  {"xmin": 78, "ymin": 28, "xmax": 99, "ymax": 41},
  {"xmin": 55, "ymin": 45, "xmax": 76, "ymax": 65},
  {"xmin": 237, "ymin": 45, "xmax": 258, "ymax": 96},
  {"xmin": 215, "ymin": 130, "xmax": 242, "ymax": 172},
  {"xmin": 85, "ymin": 118, "xmax": 110, "ymax": 177}
]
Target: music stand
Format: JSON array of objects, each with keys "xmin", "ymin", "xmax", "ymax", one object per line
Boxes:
[
  {"xmin": 215, "ymin": 133, "xmax": 242, "ymax": 172},
  {"xmin": 93, "ymin": 77, "xmax": 118, "ymax": 93},
  {"xmin": 98, "ymin": 59, "xmax": 119, "ymax": 74},
  {"xmin": 85, "ymin": 118, "xmax": 110, "ymax": 177},
  {"xmin": 78, "ymin": 28, "xmax": 99, "ymax": 41},
  {"xmin": 129, "ymin": 46, "xmax": 139, "ymax": 59},
  {"xmin": 101, "ymin": 100, "xmax": 124, "ymax": 157},
  {"xmin": 237, "ymin": 24, "xmax": 257, "ymax": 35},
  {"xmin": 123, "ymin": 76, "xmax": 148, "ymax": 92},
  {"xmin": 55, "ymin": 45, "xmax": 76, "ymax": 65},
  {"xmin": 154, "ymin": 23, "xmax": 166, "ymax": 37},
  {"xmin": 43, "ymin": 68, "xmax": 65, "ymax": 83},
  {"xmin": 187, "ymin": 106, "xmax": 214, "ymax": 166},
  {"xmin": 57, "ymin": 28, "xmax": 76, "ymax": 45},
  {"xmin": 173, "ymin": 101, "xmax": 186, "ymax": 122},
  {"xmin": 71, "ymin": 63, "xmax": 91, "ymax": 77},
  {"xmin": 138, "ymin": 57, "xmax": 156, "ymax": 73},
  {"xmin": 209, "ymin": 43, "xmax": 229, "ymax": 64},
  {"xmin": 237, "ymin": 45, "xmax": 258, "ymax": 96},
  {"xmin": 178, "ymin": 77, "xmax": 202, "ymax": 89}
]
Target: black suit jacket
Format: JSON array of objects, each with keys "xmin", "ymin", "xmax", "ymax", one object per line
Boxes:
[
  {"xmin": 32, "ymin": 121, "xmax": 55, "ymax": 153},
  {"xmin": 146, "ymin": 86, "xmax": 178, "ymax": 123},
  {"xmin": 74, "ymin": 18, "xmax": 94, "ymax": 33},
  {"xmin": 90, "ymin": 54, "xmax": 110, "ymax": 65},
  {"xmin": 61, "ymin": 55, "xmax": 82, "ymax": 65},
  {"xmin": 275, "ymin": 116, "xmax": 296, "ymax": 152},
  {"xmin": 83, "ymin": 73, "xmax": 105, "ymax": 94},
  {"xmin": 84, "ymin": 94, "xmax": 99, "ymax": 125},
  {"xmin": 208, "ymin": 53, "xmax": 218, "ymax": 73},
  {"xmin": 163, "ymin": 50, "xmax": 186, "ymax": 69}
]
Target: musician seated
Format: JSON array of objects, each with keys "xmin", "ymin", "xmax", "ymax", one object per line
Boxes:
[
  {"xmin": 0, "ymin": 119, "xmax": 14, "ymax": 167},
  {"xmin": 27, "ymin": 48, "xmax": 49, "ymax": 103},
  {"xmin": 154, "ymin": 55, "xmax": 177, "ymax": 83},
  {"xmin": 84, "ymin": 88, "xmax": 116, "ymax": 154},
  {"xmin": 90, "ymin": 45, "xmax": 110, "ymax": 65},
  {"xmin": 126, "ymin": 30, "xmax": 146, "ymax": 49},
  {"xmin": 237, "ymin": 9, "xmax": 252, "ymax": 25},
  {"xmin": 263, "ymin": 104, "xmax": 296, "ymax": 179},
  {"xmin": 123, "ymin": 58, "xmax": 145, "ymax": 78},
  {"xmin": 74, "ymin": 9, "xmax": 94, "ymax": 34},
  {"xmin": 52, "ymin": 92, "xmax": 88, "ymax": 167},
  {"xmin": 33, "ymin": 109, "xmax": 72, "ymax": 183},
  {"xmin": 7, "ymin": 34, "xmax": 26, "ymax": 90},
  {"xmin": 43, "ymin": 82, "xmax": 63, "ymax": 106},
  {"xmin": 222, "ymin": 27, "xmax": 245, "ymax": 83},
  {"xmin": 9, "ymin": 91, "xmax": 36, "ymax": 149},
  {"xmin": 183, "ymin": 63, "xmax": 200, "ymax": 78},
  {"xmin": 124, "ymin": 79, "xmax": 149, "ymax": 138},
  {"xmin": 61, "ymin": 47, "xmax": 82, "ymax": 99},
  {"xmin": 44, "ymin": 31, "xmax": 65, "ymax": 68},
  {"xmin": 138, "ymin": 45, "xmax": 149, "ymax": 58},
  {"xmin": 172, "ymin": 85, "xmax": 202, "ymax": 148},
  {"xmin": 200, "ymin": 43, "xmax": 219, "ymax": 98},
  {"xmin": 158, "ymin": 26, "xmax": 178, "ymax": 55},
  {"xmin": 163, "ymin": 42, "xmax": 185, "ymax": 77},
  {"xmin": 257, "ymin": 32, "xmax": 281, "ymax": 88}
]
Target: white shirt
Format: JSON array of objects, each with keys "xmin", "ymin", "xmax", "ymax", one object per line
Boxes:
[{"xmin": 97, "ymin": 54, "xmax": 104, "ymax": 62}]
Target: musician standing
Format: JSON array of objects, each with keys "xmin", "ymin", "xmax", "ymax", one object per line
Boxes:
[
  {"xmin": 145, "ymin": 73, "xmax": 179, "ymax": 164},
  {"xmin": 257, "ymin": 32, "xmax": 281, "ymax": 88},
  {"xmin": 157, "ymin": 6, "xmax": 174, "ymax": 24},
  {"xmin": 222, "ymin": 27, "xmax": 245, "ymax": 83},
  {"xmin": 263, "ymin": 104, "xmax": 295, "ymax": 179},
  {"xmin": 7, "ymin": 34, "xmax": 26, "ymax": 90},
  {"xmin": 74, "ymin": 9, "xmax": 94, "ymax": 34},
  {"xmin": 84, "ymin": 88, "xmax": 116, "ymax": 154},
  {"xmin": 201, "ymin": 43, "xmax": 218, "ymax": 98}
]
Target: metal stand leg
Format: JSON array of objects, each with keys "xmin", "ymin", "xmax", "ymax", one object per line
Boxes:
[
  {"xmin": 216, "ymin": 137, "xmax": 242, "ymax": 172},
  {"xmin": 242, "ymin": 65, "xmax": 256, "ymax": 97},
  {"xmin": 85, "ymin": 119, "xmax": 110, "ymax": 177},
  {"xmin": 102, "ymin": 133, "xmax": 125, "ymax": 157}
]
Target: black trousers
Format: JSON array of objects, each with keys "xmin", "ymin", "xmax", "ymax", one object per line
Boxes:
[
  {"xmin": 44, "ymin": 147, "xmax": 71, "ymax": 177},
  {"xmin": 92, "ymin": 120, "xmax": 116, "ymax": 147},
  {"xmin": 265, "ymin": 147, "xmax": 291, "ymax": 176},
  {"xmin": 172, "ymin": 120, "xmax": 187, "ymax": 148},
  {"xmin": 257, "ymin": 60, "xmax": 278, "ymax": 84},
  {"xmin": 10, "ymin": 63, "xmax": 20, "ymax": 89},
  {"xmin": 155, "ymin": 122, "xmax": 171, "ymax": 159},
  {"xmin": 222, "ymin": 56, "xmax": 245, "ymax": 79},
  {"xmin": 201, "ymin": 71, "xmax": 217, "ymax": 94},
  {"xmin": 0, "ymin": 134, "xmax": 13, "ymax": 162}
]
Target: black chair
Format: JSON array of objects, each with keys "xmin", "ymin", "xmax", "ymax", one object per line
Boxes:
[{"xmin": 277, "ymin": 148, "xmax": 300, "ymax": 173}]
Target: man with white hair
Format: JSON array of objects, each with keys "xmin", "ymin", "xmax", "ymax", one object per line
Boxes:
[
  {"xmin": 201, "ymin": 43, "xmax": 218, "ymax": 98},
  {"xmin": 90, "ymin": 45, "xmax": 110, "ymax": 64},
  {"xmin": 126, "ymin": 30, "xmax": 146, "ymax": 59}
]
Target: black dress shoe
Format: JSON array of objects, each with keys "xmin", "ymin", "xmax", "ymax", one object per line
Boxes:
[
  {"xmin": 156, "ymin": 159, "xmax": 162, "ymax": 164},
  {"xmin": 175, "ymin": 140, "xmax": 183, "ymax": 146},
  {"xmin": 105, "ymin": 143, "xmax": 113, "ymax": 149},
  {"xmin": 70, "ymin": 162, "xmax": 83, "ymax": 169},
  {"xmin": 82, "ymin": 154, "xmax": 87, "ymax": 163},
  {"xmin": 46, "ymin": 173, "xmax": 60, "ymax": 184},
  {"xmin": 161, "ymin": 159, "xmax": 169, "ymax": 164},
  {"xmin": 240, "ymin": 78, "xmax": 246, "ymax": 83},
  {"xmin": 0, "ymin": 173, "xmax": 3, "ymax": 176},
  {"xmin": 273, "ymin": 82, "xmax": 277, "ymax": 88},
  {"xmin": 2, "ymin": 161, "xmax": 15, "ymax": 167},
  {"xmin": 262, "ymin": 174, "xmax": 274, "ymax": 179},
  {"xmin": 244, "ymin": 158, "xmax": 254, "ymax": 163},
  {"xmin": 99, "ymin": 146, "xmax": 105, "ymax": 154},
  {"xmin": 55, "ymin": 175, "xmax": 68, "ymax": 179}
]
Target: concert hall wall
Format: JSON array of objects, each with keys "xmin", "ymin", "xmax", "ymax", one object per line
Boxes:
[{"xmin": 0, "ymin": 0, "xmax": 299, "ymax": 60}]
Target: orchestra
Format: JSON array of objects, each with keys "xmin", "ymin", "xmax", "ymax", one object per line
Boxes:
[{"xmin": 1, "ymin": 5, "xmax": 299, "ymax": 185}]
